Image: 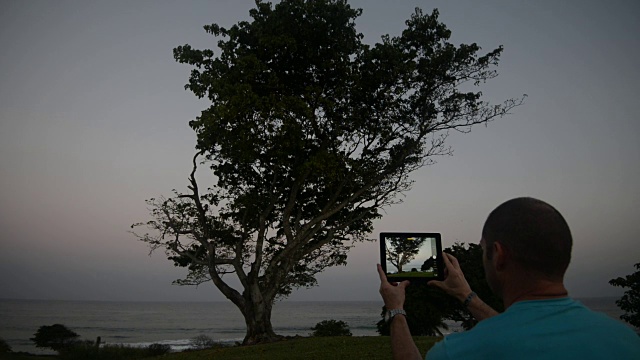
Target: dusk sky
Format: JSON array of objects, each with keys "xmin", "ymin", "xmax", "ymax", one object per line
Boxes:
[{"xmin": 1, "ymin": 0, "xmax": 638, "ymax": 303}]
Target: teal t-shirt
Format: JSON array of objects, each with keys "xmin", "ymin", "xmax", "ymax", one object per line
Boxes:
[{"xmin": 426, "ymin": 298, "xmax": 640, "ymax": 360}]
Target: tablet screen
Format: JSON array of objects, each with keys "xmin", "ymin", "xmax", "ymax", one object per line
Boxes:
[{"xmin": 380, "ymin": 232, "xmax": 443, "ymax": 282}]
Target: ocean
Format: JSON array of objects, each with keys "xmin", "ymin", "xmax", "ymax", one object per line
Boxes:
[{"xmin": 0, "ymin": 297, "xmax": 633, "ymax": 354}]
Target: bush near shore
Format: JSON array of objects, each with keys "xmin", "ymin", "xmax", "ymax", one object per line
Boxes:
[{"xmin": 0, "ymin": 336, "xmax": 440, "ymax": 360}]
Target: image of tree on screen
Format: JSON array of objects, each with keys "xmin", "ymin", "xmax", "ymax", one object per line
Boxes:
[{"xmin": 386, "ymin": 236, "xmax": 432, "ymax": 273}]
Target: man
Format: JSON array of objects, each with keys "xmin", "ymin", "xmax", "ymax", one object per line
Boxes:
[{"xmin": 378, "ymin": 197, "xmax": 640, "ymax": 359}]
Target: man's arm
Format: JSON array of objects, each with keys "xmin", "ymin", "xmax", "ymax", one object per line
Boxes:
[
  {"xmin": 460, "ymin": 291, "xmax": 499, "ymax": 321},
  {"xmin": 377, "ymin": 264, "xmax": 422, "ymax": 360},
  {"xmin": 390, "ymin": 313, "xmax": 422, "ymax": 360},
  {"xmin": 429, "ymin": 253, "xmax": 499, "ymax": 321}
]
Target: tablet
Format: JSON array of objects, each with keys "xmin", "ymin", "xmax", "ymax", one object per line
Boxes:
[{"xmin": 380, "ymin": 232, "xmax": 444, "ymax": 283}]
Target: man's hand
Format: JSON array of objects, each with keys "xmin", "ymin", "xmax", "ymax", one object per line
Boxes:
[
  {"xmin": 377, "ymin": 264, "xmax": 409, "ymax": 309},
  {"xmin": 428, "ymin": 252, "xmax": 473, "ymax": 303},
  {"xmin": 429, "ymin": 252, "xmax": 499, "ymax": 321}
]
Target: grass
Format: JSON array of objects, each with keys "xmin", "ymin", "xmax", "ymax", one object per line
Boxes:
[
  {"xmin": 0, "ymin": 336, "xmax": 442, "ymax": 360},
  {"xmin": 147, "ymin": 336, "xmax": 441, "ymax": 360},
  {"xmin": 0, "ymin": 353, "xmax": 56, "ymax": 360},
  {"xmin": 388, "ymin": 271, "xmax": 436, "ymax": 278},
  {"xmin": 0, "ymin": 343, "xmax": 169, "ymax": 360}
]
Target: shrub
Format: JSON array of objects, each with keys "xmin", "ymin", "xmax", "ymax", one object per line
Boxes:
[
  {"xmin": 0, "ymin": 337, "xmax": 11, "ymax": 353},
  {"xmin": 190, "ymin": 334, "xmax": 217, "ymax": 350},
  {"xmin": 31, "ymin": 324, "xmax": 80, "ymax": 352},
  {"xmin": 147, "ymin": 343, "xmax": 172, "ymax": 356},
  {"xmin": 310, "ymin": 320, "xmax": 352, "ymax": 337}
]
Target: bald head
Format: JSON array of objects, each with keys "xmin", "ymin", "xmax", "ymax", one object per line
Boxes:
[{"xmin": 482, "ymin": 197, "xmax": 572, "ymax": 280}]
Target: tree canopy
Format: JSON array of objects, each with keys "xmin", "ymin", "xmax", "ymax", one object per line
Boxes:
[
  {"xmin": 386, "ymin": 236, "xmax": 428, "ymax": 273},
  {"xmin": 443, "ymin": 243, "xmax": 503, "ymax": 329},
  {"xmin": 30, "ymin": 324, "xmax": 79, "ymax": 352},
  {"xmin": 133, "ymin": 0, "xmax": 522, "ymax": 344},
  {"xmin": 609, "ymin": 262, "xmax": 640, "ymax": 328},
  {"xmin": 0, "ymin": 338, "xmax": 11, "ymax": 353}
]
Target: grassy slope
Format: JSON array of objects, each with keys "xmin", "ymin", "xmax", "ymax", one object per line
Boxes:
[
  {"xmin": 150, "ymin": 336, "xmax": 441, "ymax": 360},
  {"xmin": 388, "ymin": 271, "xmax": 435, "ymax": 278},
  {"xmin": 0, "ymin": 354, "xmax": 56, "ymax": 360},
  {"xmin": 0, "ymin": 336, "xmax": 442, "ymax": 360}
]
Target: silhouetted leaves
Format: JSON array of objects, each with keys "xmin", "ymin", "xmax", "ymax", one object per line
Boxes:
[
  {"xmin": 0, "ymin": 337, "xmax": 11, "ymax": 353},
  {"xmin": 30, "ymin": 324, "xmax": 79, "ymax": 352},
  {"xmin": 610, "ymin": 263, "xmax": 640, "ymax": 328},
  {"xmin": 443, "ymin": 243, "xmax": 503, "ymax": 330},
  {"xmin": 136, "ymin": 0, "xmax": 521, "ymax": 343},
  {"xmin": 311, "ymin": 320, "xmax": 352, "ymax": 337}
]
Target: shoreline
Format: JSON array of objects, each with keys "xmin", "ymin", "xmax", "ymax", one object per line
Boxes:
[{"xmin": 1, "ymin": 297, "xmax": 630, "ymax": 354}]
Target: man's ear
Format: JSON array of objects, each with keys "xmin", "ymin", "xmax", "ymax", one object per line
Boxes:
[{"xmin": 493, "ymin": 241, "xmax": 507, "ymax": 271}]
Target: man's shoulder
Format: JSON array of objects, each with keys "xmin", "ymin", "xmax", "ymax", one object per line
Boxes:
[
  {"xmin": 426, "ymin": 298, "xmax": 640, "ymax": 360},
  {"xmin": 544, "ymin": 298, "xmax": 634, "ymax": 331},
  {"xmin": 425, "ymin": 313, "xmax": 514, "ymax": 359},
  {"xmin": 495, "ymin": 297, "xmax": 634, "ymax": 335}
]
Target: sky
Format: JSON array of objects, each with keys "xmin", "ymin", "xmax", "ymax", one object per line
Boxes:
[{"xmin": 1, "ymin": 0, "xmax": 639, "ymax": 303}]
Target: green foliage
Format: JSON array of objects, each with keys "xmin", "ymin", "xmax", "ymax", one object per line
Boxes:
[
  {"xmin": 30, "ymin": 324, "xmax": 80, "ymax": 352},
  {"xmin": 377, "ymin": 242, "xmax": 503, "ymax": 335},
  {"xmin": 190, "ymin": 334, "xmax": 217, "ymax": 350},
  {"xmin": 147, "ymin": 343, "xmax": 172, "ymax": 356},
  {"xmin": 444, "ymin": 242, "xmax": 503, "ymax": 330},
  {"xmin": 0, "ymin": 337, "xmax": 11, "ymax": 353},
  {"xmin": 386, "ymin": 236, "xmax": 428, "ymax": 273},
  {"xmin": 135, "ymin": 0, "xmax": 521, "ymax": 343},
  {"xmin": 609, "ymin": 262, "xmax": 640, "ymax": 328},
  {"xmin": 310, "ymin": 319, "xmax": 352, "ymax": 337}
]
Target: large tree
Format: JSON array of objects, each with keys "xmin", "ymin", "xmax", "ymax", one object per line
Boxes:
[
  {"xmin": 132, "ymin": 0, "xmax": 522, "ymax": 344},
  {"xmin": 386, "ymin": 236, "xmax": 428, "ymax": 273}
]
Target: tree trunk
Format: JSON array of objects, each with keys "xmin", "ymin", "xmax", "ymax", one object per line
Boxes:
[{"xmin": 240, "ymin": 298, "xmax": 280, "ymax": 345}]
